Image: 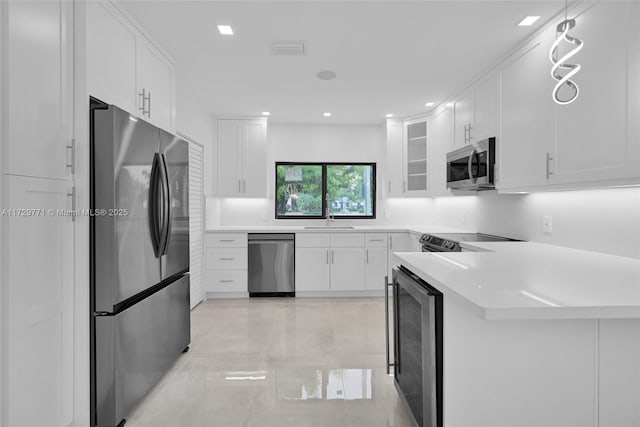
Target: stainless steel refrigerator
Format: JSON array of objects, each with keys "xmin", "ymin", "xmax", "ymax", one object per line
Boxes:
[{"xmin": 90, "ymin": 100, "xmax": 190, "ymax": 427}]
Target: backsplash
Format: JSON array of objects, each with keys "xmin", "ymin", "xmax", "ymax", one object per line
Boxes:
[{"xmin": 207, "ymin": 186, "xmax": 640, "ymax": 258}]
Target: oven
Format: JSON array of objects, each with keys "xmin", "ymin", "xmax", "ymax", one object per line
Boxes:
[
  {"xmin": 386, "ymin": 266, "xmax": 443, "ymax": 427},
  {"xmin": 446, "ymin": 137, "xmax": 495, "ymax": 190}
]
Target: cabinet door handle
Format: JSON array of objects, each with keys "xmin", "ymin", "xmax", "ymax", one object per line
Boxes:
[
  {"xmin": 219, "ymin": 239, "xmax": 235, "ymax": 242},
  {"xmin": 218, "ymin": 280, "xmax": 234, "ymax": 283},
  {"xmin": 546, "ymin": 152, "xmax": 553, "ymax": 180},
  {"xmin": 366, "ymin": 249, "xmax": 369, "ymax": 263},
  {"xmin": 326, "ymin": 249, "xmax": 329, "ymax": 265},
  {"xmin": 403, "ymin": 181, "xmax": 406, "ymax": 192},
  {"xmin": 66, "ymin": 138, "xmax": 75, "ymax": 175},
  {"xmin": 389, "ymin": 236, "xmax": 393, "ymax": 250},
  {"xmin": 147, "ymin": 91, "xmax": 151, "ymax": 118},
  {"xmin": 67, "ymin": 186, "xmax": 76, "ymax": 223},
  {"xmin": 388, "ymin": 180, "xmax": 391, "ymax": 193},
  {"xmin": 139, "ymin": 88, "xmax": 146, "ymax": 115},
  {"xmin": 219, "ymin": 257, "xmax": 235, "ymax": 261},
  {"xmin": 369, "ymin": 239, "xmax": 384, "ymax": 242},
  {"xmin": 242, "ymin": 180, "xmax": 246, "ymax": 193}
]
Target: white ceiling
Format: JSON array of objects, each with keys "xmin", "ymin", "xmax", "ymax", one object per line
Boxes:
[{"xmin": 120, "ymin": 0, "xmax": 565, "ymax": 124}]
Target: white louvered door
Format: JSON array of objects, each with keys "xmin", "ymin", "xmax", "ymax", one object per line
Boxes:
[{"xmin": 188, "ymin": 141, "xmax": 205, "ymax": 308}]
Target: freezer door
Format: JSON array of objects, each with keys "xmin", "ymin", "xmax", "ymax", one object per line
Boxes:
[
  {"xmin": 160, "ymin": 131, "xmax": 190, "ymax": 280},
  {"xmin": 94, "ymin": 275, "xmax": 190, "ymax": 427},
  {"xmin": 93, "ymin": 106, "xmax": 163, "ymax": 312}
]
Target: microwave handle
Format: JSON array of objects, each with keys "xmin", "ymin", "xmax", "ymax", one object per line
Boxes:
[{"xmin": 468, "ymin": 149, "xmax": 476, "ymax": 181}]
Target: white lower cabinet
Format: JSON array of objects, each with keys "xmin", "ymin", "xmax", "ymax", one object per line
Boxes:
[
  {"xmin": 387, "ymin": 232, "xmax": 414, "ymax": 279},
  {"xmin": 6, "ymin": 175, "xmax": 74, "ymax": 427},
  {"xmin": 364, "ymin": 233, "xmax": 388, "ymax": 291},
  {"xmin": 295, "ymin": 247, "xmax": 331, "ymax": 291},
  {"xmin": 296, "ymin": 232, "xmax": 388, "ymax": 294},
  {"xmin": 364, "ymin": 247, "xmax": 388, "ymax": 290},
  {"xmin": 205, "ymin": 233, "xmax": 248, "ymax": 295},
  {"xmin": 330, "ymin": 247, "xmax": 365, "ymax": 291},
  {"xmin": 598, "ymin": 319, "xmax": 640, "ymax": 427},
  {"xmin": 205, "ymin": 270, "xmax": 248, "ymax": 294}
]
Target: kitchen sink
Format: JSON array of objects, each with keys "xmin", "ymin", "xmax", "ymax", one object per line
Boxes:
[{"xmin": 304, "ymin": 226, "xmax": 355, "ymax": 230}]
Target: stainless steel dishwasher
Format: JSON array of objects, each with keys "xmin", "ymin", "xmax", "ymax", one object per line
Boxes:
[{"xmin": 248, "ymin": 234, "xmax": 295, "ymax": 297}]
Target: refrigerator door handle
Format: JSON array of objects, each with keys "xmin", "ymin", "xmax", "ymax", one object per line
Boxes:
[
  {"xmin": 158, "ymin": 154, "xmax": 172, "ymax": 256},
  {"xmin": 149, "ymin": 153, "xmax": 163, "ymax": 257}
]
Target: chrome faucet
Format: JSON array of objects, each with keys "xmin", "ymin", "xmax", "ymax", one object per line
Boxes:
[{"xmin": 325, "ymin": 194, "xmax": 334, "ymax": 226}]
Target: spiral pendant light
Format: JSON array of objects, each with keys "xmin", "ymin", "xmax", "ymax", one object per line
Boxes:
[{"xmin": 549, "ymin": 0, "xmax": 583, "ymax": 105}]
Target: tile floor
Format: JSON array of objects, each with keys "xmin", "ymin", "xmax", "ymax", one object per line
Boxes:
[{"xmin": 126, "ymin": 297, "xmax": 413, "ymax": 427}]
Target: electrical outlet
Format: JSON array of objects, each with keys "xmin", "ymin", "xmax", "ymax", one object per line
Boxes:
[{"xmin": 542, "ymin": 216, "xmax": 553, "ymax": 233}]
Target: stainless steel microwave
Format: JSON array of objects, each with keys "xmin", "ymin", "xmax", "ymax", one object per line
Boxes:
[{"xmin": 446, "ymin": 137, "xmax": 496, "ymax": 190}]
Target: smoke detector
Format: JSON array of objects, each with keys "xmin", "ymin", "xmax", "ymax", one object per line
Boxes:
[
  {"xmin": 316, "ymin": 70, "xmax": 337, "ymax": 80},
  {"xmin": 270, "ymin": 41, "xmax": 306, "ymax": 56}
]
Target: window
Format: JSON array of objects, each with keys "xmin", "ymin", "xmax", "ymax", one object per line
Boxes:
[{"xmin": 275, "ymin": 162, "xmax": 376, "ymax": 219}]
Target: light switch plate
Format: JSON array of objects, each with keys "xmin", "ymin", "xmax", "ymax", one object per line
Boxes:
[{"xmin": 542, "ymin": 216, "xmax": 552, "ymax": 233}]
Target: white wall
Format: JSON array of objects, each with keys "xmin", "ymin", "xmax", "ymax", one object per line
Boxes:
[
  {"xmin": 432, "ymin": 187, "xmax": 640, "ymax": 258},
  {"xmin": 175, "ymin": 72, "xmax": 214, "ymax": 195}
]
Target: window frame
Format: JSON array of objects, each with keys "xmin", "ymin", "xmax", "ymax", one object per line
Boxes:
[{"xmin": 274, "ymin": 162, "xmax": 376, "ymax": 220}]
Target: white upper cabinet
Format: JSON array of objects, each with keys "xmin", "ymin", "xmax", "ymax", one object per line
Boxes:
[
  {"xmin": 5, "ymin": 0, "xmax": 73, "ymax": 180},
  {"xmin": 453, "ymin": 92, "xmax": 473, "ymax": 148},
  {"xmin": 453, "ymin": 74, "xmax": 498, "ymax": 149},
  {"xmin": 217, "ymin": 119, "xmax": 267, "ymax": 197},
  {"xmin": 499, "ymin": 27, "xmax": 556, "ymax": 190},
  {"xmin": 243, "ymin": 120, "xmax": 268, "ymax": 197},
  {"xmin": 87, "ymin": 1, "xmax": 176, "ymax": 131},
  {"xmin": 87, "ymin": 1, "xmax": 139, "ymax": 114},
  {"xmin": 385, "ymin": 117, "xmax": 429, "ymax": 196},
  {"xmin": 499, "ymin": 0, "xmax": 640, "ymax": 191},
  {"xmin": 385, "ymin": 120, "xmax": 404, "ymax": 196},
  {"xmin": 473, "ymin": 74, "xmax": 499, "ymax": 143},
  {"xmin": 553, "ymin": 1, "xmax": 638, "ymax": 185},
  {"xmin": 426, "ymin": 107, "xmax": 453, "ymax": 196},
  {"xmin": 404, "ymin": 119, "xmax": 428, "ymax": 193},
  {"xmin": 140, "ymin": 38, "xmax": 176, "ymax": 131}
]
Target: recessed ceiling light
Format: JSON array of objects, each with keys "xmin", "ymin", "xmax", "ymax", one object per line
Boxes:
[
  {"xmin": 518, "ymin": 16, "xmax": 540, "ymax": 26},
  {"xmin": 323, "ymin": 112, "xmax": 332, "ymax": 117},
  {"xmin": 424, "ymin": 102, "xmax": 435, "ymax": 107},
  {"xmin": 262, "ymin": 112, "xmax": 270, "ymax": 116},
  {"xmin": 217, "ymin": 25, "xmax": 234, "ymax": 35},
  {"xmin": 385, "ymin": 113, "xmax": 394, "ymax": 118}
]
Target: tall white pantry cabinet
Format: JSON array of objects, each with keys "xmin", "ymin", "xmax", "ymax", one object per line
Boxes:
[{"xmin": 1, "ymin": 1, "xmax": 77, "ymax": 427}]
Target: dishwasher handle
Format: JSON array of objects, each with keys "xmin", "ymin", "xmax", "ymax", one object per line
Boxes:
[{"xmin": 248, "ymin": 240, "xmax": 293, "ymax": 245}]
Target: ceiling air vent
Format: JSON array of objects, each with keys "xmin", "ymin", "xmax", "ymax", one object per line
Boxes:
[{"xmin": 270, "ymin": 41, "xmax": 306, "ymax": 56}]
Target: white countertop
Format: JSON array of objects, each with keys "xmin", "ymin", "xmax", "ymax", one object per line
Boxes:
[
  {"xmin": 205, "ymin": 225, "xmax": 466, "ymax": 235},
  {"xmin": 394, "ymin": 242, "xmax": 640, "ymax": 320}
]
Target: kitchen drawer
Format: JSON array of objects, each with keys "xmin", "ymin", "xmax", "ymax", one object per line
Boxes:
[
  {"xmin": 206, "ymin": 233, "xmax": 248, "ymax": 248},
  {"xmin": 365, "ymin": 233, "xmax": 388, "ymax": 248},
  {"xmin": 330, "ymin": 233, "xmax": 364, "ymax": 248},
  {"xmin": 296, "ymin": 233, "xmax": 331, "ymax": 248},
  {"xmin": 206, "ymin": 248, "xmax": 247, "ymax": 270},
  {"xmin": 205, "ymin": 270, "xmax": 247, "ymax": 293}
]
